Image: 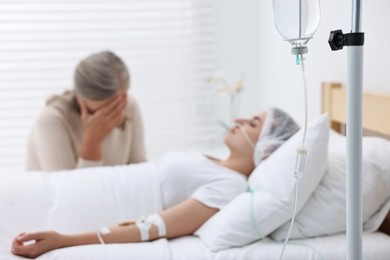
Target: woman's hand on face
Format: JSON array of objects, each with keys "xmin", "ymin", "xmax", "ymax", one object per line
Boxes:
[
  {"xmin": 12, "ymin": 231, "xmax": 65, "ymax": 259},
  {"xmin": 77, "ymin": 95, "xmax": 127, "ymax": 160}
]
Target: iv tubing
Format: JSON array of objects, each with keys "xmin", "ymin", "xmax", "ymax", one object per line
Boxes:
[
  {"xmin": 279, "ymin": 180, "xmax": 300, "ymax": 260},
  {"xmin": 249, "ymin": 187, "xmax": 325, "ymax": 260},
  {"xmin": 279, "ymin": 53, "xmax": 308, "ymax": 260},
  {"xmin": 300, "ymin": 54, "xmax": 308, "ymax": 146}
]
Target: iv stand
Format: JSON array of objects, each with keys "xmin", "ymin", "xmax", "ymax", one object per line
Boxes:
[{"xmin": 328, "ymin": 0, "xmax": 364, "ymax": 259}]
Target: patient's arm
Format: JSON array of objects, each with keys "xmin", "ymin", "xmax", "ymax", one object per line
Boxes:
[
  {"xmin": 12, "ymin": 199, "xmax": 218, "ymax": 258},
  {"xmin": 161, "ymin": 198, "xmax": 219, "ymax": 238}
]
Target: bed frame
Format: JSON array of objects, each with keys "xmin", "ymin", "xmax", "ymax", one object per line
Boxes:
[{"xmin": 322, "ymin": 82, "xmax": 390, "ymax": 136}]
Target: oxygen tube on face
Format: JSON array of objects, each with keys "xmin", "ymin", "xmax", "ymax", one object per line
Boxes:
[{"xmin": 236, "ymin": 123, "xmax": 256, "ymax": 150}]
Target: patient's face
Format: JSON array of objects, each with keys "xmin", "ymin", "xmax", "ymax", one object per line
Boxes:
[{"xmin": 224, "ymin": 112, "xmax": 266, "ymax": 154}]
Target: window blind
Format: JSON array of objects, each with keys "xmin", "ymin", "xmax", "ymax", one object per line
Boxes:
[{"xmin": 0, "ymin": 0, "xmax": 218, "ymax": 171}]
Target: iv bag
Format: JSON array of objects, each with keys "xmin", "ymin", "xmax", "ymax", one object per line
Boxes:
[{"xmin": 273, "ymin": 0, "xmax": 320, "ymax": 54}]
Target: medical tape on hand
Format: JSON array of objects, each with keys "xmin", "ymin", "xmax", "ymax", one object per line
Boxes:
[
  {"xmin": 97, "ymin": 226, "xmax": 111, "ymax": 245},
  {"xmin": 136, "ymin": 216, "xmax": 152, "ymax": 241},
  {"xmin": 144, "ymin": 214, "xmax": 167, "ymax": 237},
  {"xmin": 136, "ymin": 214, "xmax": 167, "ymax": 241}
]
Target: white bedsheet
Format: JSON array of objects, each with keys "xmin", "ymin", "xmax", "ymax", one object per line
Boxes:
[
  {"xmin": 168, "ymin": 233, "xmax": 390, "ymax": 260},
  {"xmin": 0, "ymin": 163, "xmax": 167, "ymax": 259},
  {"xmin": 1, "ymin": 166, "xmax": 389, "ymax": 260},
  {"xmin": 1, "ymin": 233, "xmax": 389, "ymax": 260},
  {"xmin": 0, "ymin": 239, "xmax": 170, "ymax": 260}
]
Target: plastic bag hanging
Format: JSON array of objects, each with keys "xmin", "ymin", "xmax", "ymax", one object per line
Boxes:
[{"xmin": 273, "ymin": 0, "xmax": 320, "ymax": 54}]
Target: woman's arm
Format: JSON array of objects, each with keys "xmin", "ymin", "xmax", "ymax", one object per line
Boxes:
[{"xmin": 12, "ymin": 199, "xmax": 218, "ymax": 258}]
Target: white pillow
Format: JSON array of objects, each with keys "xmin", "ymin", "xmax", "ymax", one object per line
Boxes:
[
  {"xmin": 271, "ymin": 130, "xmax": 390, "ymax": 240},
  {"xmin": 195, "ymin": 114, "xmax": 329, "ymax": 251}
]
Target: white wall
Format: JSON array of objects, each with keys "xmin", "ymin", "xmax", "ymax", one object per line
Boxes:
[
  {"xmin": 217, "ymin": 0, "xmax": 390, "ymax": 126},
  {"xmin": 214, "ymin": 0, "xmax": 260, "ymax": 124}
]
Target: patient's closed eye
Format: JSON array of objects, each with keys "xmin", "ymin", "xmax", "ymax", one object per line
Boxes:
[{"xmin": 250, "ymin": 117, "xmax": 261, "ymax": 127}]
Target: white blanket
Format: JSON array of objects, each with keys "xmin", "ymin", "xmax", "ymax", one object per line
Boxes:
[
  {"xmin": 1, "ymin": 164, "xmax": 389, "ymax": 260},
  {"xmin": 0, "ymin": 163, "xmax": 170, "ymax": 259}
]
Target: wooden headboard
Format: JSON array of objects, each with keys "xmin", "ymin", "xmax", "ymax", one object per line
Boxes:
[{"xmin": 322, "ymin": 82, "xmax": 390, "ymax": 136}]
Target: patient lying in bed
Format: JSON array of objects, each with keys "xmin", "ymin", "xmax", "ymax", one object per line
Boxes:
[{"xmin": 5, "ymin": 108, "xmax": 299, "ymax": 258}]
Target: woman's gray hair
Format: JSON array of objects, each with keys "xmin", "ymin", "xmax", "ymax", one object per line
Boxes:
[
  {"xmin": 253, "ymin": 108, "xmax": 300, "ymax": 165},
  {"xmin": 74, "ymin": 50, "xmax": 130, "ymax": 100},
  {"xmin": 47, "ymin": 51, "xmax": 130, "ymax": 112}
]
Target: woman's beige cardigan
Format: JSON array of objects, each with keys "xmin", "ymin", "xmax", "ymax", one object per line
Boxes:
[{"xmin": 26, "ymin": 93, "xmax": 146, "ymax": 171}]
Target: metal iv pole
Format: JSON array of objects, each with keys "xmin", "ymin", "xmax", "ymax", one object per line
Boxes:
[{"xmin": 328, "ymin": 0, "xmax": 364, "ymax": 259}]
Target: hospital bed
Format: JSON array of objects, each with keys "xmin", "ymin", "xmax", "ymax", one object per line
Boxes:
[{"xmin": 1, "ymin": 82, "xmax": 390, "ymax": 260}]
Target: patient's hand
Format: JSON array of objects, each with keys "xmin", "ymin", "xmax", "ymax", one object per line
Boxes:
[{"xmin": 11, "ymin": 231, "xmax": 64, "ymax": 259}]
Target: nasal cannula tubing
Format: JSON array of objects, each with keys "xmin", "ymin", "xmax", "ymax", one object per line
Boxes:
[
  {"xmin": 279, "ymin": 53, "xmax": 309, "ymax": 260},
  {"xmin": 237, "ymin": 123, "xmax": 256, "ymax": 150}
]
